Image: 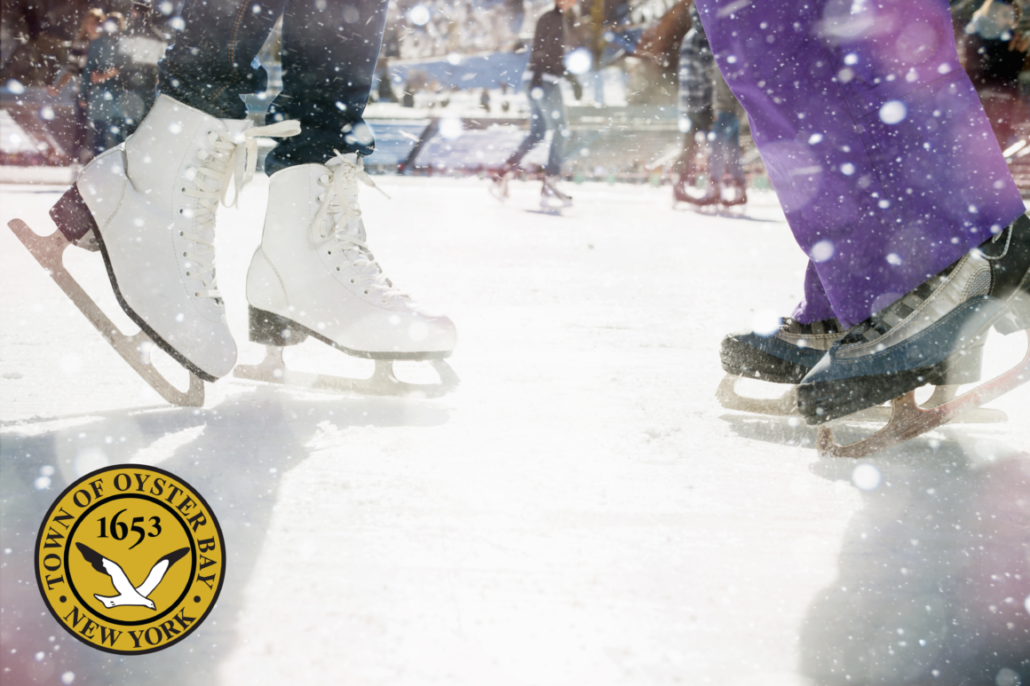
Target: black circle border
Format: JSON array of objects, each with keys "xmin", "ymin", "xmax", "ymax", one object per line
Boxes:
[{"xmin": 34, "ymin": 464, "xmax": 227, "ymax": 656}]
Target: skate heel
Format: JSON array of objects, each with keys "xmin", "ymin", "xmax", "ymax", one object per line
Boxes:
[
  {"xmin": 49, "ymin": 185, "xmax": 100, "ymax": 251},
  {"xmin": 994, "ymin": 290, "xmax": 1030, "ymax": 335},
  {"xmin": 249, "ymin": 306, "xmax": 309, "ymax": 346}
]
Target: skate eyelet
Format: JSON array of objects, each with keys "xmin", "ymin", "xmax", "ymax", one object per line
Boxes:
[
  {"xmin": 350, "ymin": 278, "xmax": 355, "ymax": 283},
  {"xmin": 178, "ymin": 230, "xmax": 185, "ymax": 236},
  {"xmin": 364, "ymin": 290, "xmax": 369, "ymax": 295},
  {"xmin": 182, "ymin": 251, "xmax": 188, "ymax": 257},
  {"xmin": 317, "ymin": 194, "xmax": 325, "ymax": 202}
]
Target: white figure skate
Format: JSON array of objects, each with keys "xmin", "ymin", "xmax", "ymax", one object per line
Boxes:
[
  {"xmin": 235, "ymin": 152, "xmax": 459, "ymax": 397},
  {"xmin": 8, "ymin": 94, "xmax": 300, "ymax": 406}
]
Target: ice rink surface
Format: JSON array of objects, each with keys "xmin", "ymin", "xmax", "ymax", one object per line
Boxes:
[{"xmin": 1, "ymin": 176, "xmax": 1028, "ymax": 685}]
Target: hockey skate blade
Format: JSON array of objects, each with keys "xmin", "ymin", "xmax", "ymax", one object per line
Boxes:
[
  {"xmin": 233, "ymin": 346, "xmax": 460, "ymax": 398},
  {"xmin": 716, "ymin": 375, "xmax": 1006, "ymax": 423},
  {"xmin": 816, "ymin": 331, "xmax": 1030, "ymax": 459},
  {"xmin": 7, "ymin": 219, "xmax": 204, "ymax": 407}
]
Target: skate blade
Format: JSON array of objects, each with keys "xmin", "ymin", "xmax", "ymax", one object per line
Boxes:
[
  {"xmin": 716, "ymin": 375, "xmax": 797, "ymax": 415},
  {"xmin": 233, "ymin": 345, "xmax": 460, "ymax": 398},
  {"xmin": 7, "ymin": 219, "xmax": 204, "ymax": 407},
  {"xmin": 816, "ymin": 331, "xmax": 1029, "ymax": 458},
  {"xmin": 716, "ymin": 375, "xmax": 1007, "ymax": 423}
]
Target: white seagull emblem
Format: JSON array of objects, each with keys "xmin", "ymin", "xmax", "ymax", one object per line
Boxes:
[{"xmin": 76, "ymin": 542, "xmax": 189, "ymax": 610}]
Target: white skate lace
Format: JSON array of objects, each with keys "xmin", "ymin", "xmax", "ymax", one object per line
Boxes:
[
  {"xmin": 180, "ymin": 119, "xmax": 301, "ymax": 300},
  {"xmin": 312, "ymin": 152, "xmax": 406, "ymax": 305},
  {"xmin": 980, "ymin": 222, "xmax": 1014, "ymax": 261}
]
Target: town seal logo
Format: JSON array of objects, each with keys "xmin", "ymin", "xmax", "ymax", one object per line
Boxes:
[{"xmin": 34, "ymin": 465, "xmax": 225, "ymax": 654}]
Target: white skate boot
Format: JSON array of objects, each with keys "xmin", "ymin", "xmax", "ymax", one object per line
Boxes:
[
  {"xmin": 236, "ymin": 152, "xmax": 459, "ymax": 396},
  {"xmin": 9, "ymin": 94, "xmax": 299, "ymax": 405}
]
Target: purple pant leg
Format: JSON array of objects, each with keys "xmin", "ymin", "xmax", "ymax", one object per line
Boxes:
[{"xmin": 694, "ymin": 0, "xmax": 1025, "ymax": 328}]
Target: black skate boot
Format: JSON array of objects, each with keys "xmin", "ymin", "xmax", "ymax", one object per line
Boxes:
[
  {"xmin": 721, "ymin": 317, "xmax": 845, "ymax": 384},
  {"xmin": 797, "ymin": 212, "xmax": 1030, "ymax": 430}
]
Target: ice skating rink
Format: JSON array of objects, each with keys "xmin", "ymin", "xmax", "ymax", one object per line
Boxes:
[{"xmin": 2, "ymin": 176, "xmax": 1028, "ymax": 685}]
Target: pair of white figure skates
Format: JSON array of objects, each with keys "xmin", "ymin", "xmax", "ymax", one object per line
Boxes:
[{"xmin": 9, "ymin": 95, "xmax": 458, "ymax": 406}]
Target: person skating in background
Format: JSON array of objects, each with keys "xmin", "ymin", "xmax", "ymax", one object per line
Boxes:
[
  {"xmin": 672, "ymin": 4, "xmax": 746, "ymax": 209},
  {"xmin": 36, "ymin": 0, "xmax": 457, "ymax": 403},
  {"xmin": 708, "ymin": 72, "xmax": 747, "ymax": 207},
  {"xmin": 49, "ymin": 8, "xmax": 105, "ymax": 164},
  {"xmin": 491, "ymin": 0, "xmax": 583, "ymax": 208},
  {"xmin": 83, "ymin": 11, "xmax": 126, "ymax": 158}
]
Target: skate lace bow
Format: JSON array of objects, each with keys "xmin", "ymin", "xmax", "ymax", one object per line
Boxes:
[
  {"xmin": 312, "ymin": 153, "xmax": 404, "ymax": 303},
  {"xmin": 179, "ymin": 119, "xmax": 300, "ymax": 300}
]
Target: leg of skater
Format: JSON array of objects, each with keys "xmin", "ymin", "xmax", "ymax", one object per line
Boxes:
[
  {"xmin": 242, "ymin": 0, "xmax": 457, "ymax": 382},
  {"xmin": 492, "ymin": 0, "xmax": 580, "ymax": 200},
  {"xmin": 698, "ymin": 0, "xmax": 1029, "ymax": 426},
  {"xmin": 710, "ymin": 72, "xmax": 746, "ymax": 207},
  {"xmin": 710, "ymin": 110, "xmax": 746, "ymax": 206},
  {"xmin": 503, "ymin": 91, "xmax": 549, "ymax": 173},
  {"xmin": 539, "ymin": 80, "xmax": 573, "ymax": 207},
  {"xmin": 673, "ymin": 4, "xmax": 717, "ymax": 206}
]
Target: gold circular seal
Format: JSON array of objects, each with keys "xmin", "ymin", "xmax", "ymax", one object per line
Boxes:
[{"xmin": 34, "ymin": 465, "xmax": 225, "ymax": 654}]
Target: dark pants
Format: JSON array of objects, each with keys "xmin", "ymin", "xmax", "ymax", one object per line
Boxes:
[
  {"xmin": 504, "ymin": 80, "xmax": 568, "ymax": 177},
  {"xmin": 89, "ymin": 117, "xmax": 126, "ymax": 159},
  {"xmin": 159, "ymin": 0, "xmax": 389, "ymax": 173}
]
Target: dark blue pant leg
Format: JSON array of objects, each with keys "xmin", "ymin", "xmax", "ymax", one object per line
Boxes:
[
  {"xmin": 264, "ymin": 0, "xmax": 390, "ymax": 171},
  {"xmin": 504, "ymin": 87, "xmax": 549, "ymax": 169},
  {"xmin": 543, "ymin": 84, "xmax": 567, "ymax": 177},
  {"xmin": 159, "ymin": 0, "xmax": 287, "ymax": 119}
]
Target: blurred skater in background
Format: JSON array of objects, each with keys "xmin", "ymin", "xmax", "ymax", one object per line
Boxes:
[
  {"xmin": 672, "ymin": 4, "xmax": 746, "ymax": 209},
  {"xmin": 490, "ymin": 0, "xmax": 583, "ymax": 208}
]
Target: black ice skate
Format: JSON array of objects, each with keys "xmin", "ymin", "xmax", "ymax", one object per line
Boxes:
[
  {"xmin": 718, "ymin": 316, "xmax": 1008, "ymax": 425},
  {"xmin": 717, "ymin": 318, "xmax": 845, "ymax": 414},
  {"xmin": 798, "ymin": 213, "xmax": 1030, "ymax": 458}
]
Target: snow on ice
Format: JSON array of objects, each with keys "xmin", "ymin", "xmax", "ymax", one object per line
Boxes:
[{"xmin": 1, "ymin": 177, "xmax": 1028, "ymax": 685}]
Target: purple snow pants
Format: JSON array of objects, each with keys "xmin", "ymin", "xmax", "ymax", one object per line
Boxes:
[{"xmin": 694, "ymin": 0, "xmax": 1026, "ymax": 327}]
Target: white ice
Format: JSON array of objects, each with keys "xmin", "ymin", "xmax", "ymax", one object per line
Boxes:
[{"xmin": 1, "ymin": 177, "xmax": 1028, "ymax": 685}]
